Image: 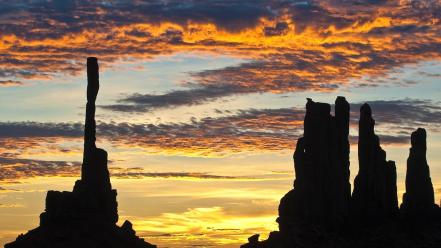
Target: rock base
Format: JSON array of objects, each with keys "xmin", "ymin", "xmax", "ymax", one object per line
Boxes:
[
  {"xmin": 5, "ymin": 220, "xmax": 156, "ymax": 248},
  {"xmin": 242, "ymin": 212, "xmax": 441, "ymax": 248}
]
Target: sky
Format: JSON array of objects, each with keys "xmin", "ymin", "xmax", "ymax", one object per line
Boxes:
[{"xmin": 0, "ymin": 0, "xmax": 441, "ymax": 247}]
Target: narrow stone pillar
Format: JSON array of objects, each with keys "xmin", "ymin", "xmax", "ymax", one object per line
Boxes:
[
  {"xmin": 352, "ymin": 103, "xmax": 398, "ymax": 220},
  {"xmin": 401, "ymin": 128, "xmax": 435, "ymax": 214}
]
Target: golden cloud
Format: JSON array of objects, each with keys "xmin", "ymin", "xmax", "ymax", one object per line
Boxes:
[
  {"xmin": 0, "ymin": 0, "xmax": 439, "ymax": 100},
  {"xmin": 130, "ymin": 206, "xmax": 277, "ymax": 247}
]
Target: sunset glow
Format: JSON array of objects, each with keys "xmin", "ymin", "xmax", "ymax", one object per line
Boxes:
[{"xmin": 1, "ymin": 1, "xmax": 441, "ymax": 247}]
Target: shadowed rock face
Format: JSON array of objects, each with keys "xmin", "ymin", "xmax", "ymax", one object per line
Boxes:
[
  {"xmin": 351, "ymin": 103, "xmax": 398, "ymax": 220},
  {"xmin": 278, "ymin": 97, "xmax": 351, "ymax": 230},
  {"xmin": 5, "ymin": 58, "xmax": 155, "ymax": 248},
  {"xmin": 401, "ymin": 128, "xmax": 436, "ymax": 214}
]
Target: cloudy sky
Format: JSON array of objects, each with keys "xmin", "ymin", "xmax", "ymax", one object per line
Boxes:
[{"xmin": 1, "ymin": 0, "xmax": 441, "ymax": 247}]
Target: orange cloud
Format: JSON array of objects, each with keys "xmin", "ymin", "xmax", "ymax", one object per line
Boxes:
[
  {"xmin": 0, "ymin": 0, "xmax": 439, "ymax": 99},
  {"xmin": 0, "ymin": 80, "xmax": 23, "ymax": 87}
]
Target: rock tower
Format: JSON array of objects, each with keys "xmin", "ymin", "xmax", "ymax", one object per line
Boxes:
[
  {"xmin": 5, "ymin": 58, "xmax": 156, "ymax": 248},
  {"xmin": 278, "ymin": 97, "xmax": 351, "ymax": 230}
]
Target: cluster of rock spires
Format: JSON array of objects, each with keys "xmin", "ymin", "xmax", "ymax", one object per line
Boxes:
[
  {"xmin": 243, "ymin": 97, "xmax": 441, "ymax": 248},
  {"xmin": 278, "ymin": 97, "xmax": 351, "ymax": 230},
  {"xmin": 5, "ymin": 58, "xmax": 156, "ymax": 248}
]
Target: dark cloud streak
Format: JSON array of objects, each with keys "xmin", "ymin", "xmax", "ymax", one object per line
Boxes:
[
  {"xmin": 0, "ymin": 157, "xmax": 244, "ymax": 183},
  {"xmin": 101, "ymin": 84, "xmax": 246, "ymax": 112},
  {"xmin": 2, "ymin": 99, "xmax": 440, "ymax": 155}
]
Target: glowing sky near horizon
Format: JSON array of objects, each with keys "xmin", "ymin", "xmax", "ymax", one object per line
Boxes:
[{"xmin": 1, "ymin": 0, "xmax": 441, "ymax": 247}]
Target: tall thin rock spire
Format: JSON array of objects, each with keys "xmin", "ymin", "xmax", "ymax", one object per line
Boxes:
[
  {"xmin": 351, "ymin": 103, "xmax": 398, "ymax": 220},
  {"xmin": 85, "ymin": 57, "xmax": 99, "ymax": 150},
  {"xmin": 5, "ymin": 57, "xmax": 156, "ymax": 248},
  {"xmin": 82, "ymin": 57, "xmax": 99, "ymax": 181}
]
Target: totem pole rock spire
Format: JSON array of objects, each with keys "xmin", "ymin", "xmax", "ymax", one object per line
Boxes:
[
  {"xmin": 80, "ymin": 57, "xmax": 112, "ymax": 196},
  {"xmin": 401, "ymin": 128, "xmax": 436, "ymax": 214},
  {"xmin": 85, "ymin": 57, "xmax": 99, "ymax": 150},
  {"xmin": 82, "ymin": 57, "xmax": 99, "ymax": 181},
  {"xmin": 5, "ymin": 58, "xmax": 156, "ymax": 248}
]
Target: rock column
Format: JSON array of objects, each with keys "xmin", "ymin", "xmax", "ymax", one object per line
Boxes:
[
  {"xmin": 40, "ymin": 57, "xmax": 118, "ymax": 225},
  {"xmin": 401, "ymin": 128, "xmax": 435, "ymax": 214},
  {"xmin": 278, "ymin": 97, "xmax": 351, "ymax": 230},
  {"xmin": 351, "ymin": 103, "xmax": 398, "ymax": 220}
]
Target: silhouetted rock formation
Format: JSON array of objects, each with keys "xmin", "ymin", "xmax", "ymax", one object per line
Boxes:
[
  {"xmin": 401, "ymin": 128, "xmax": 437, "ymax": 214},
  {"xmin": 38, "ymin": 57, "xmax": 118, "ymax": 226},
  {"xmin": 5, "ymin": 58, "xmax": 155, "ymax": 248},
  {"xmin": 278, "ymin": 97, "xmax": 350, "ymax": 230},
  {"xmin": 242, "ymin": 98, "xmax": 441, "ymax": 248},
  {"xmin": 351, "ymin": 103, "xmax": 398, "ymax": 220}
]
